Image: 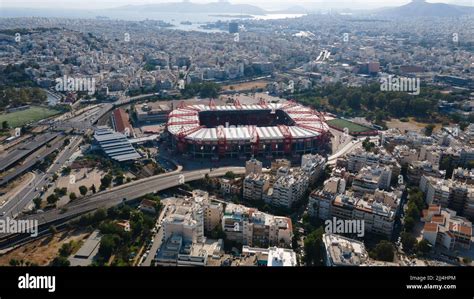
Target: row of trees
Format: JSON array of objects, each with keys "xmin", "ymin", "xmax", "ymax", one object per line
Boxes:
[
  {"xmin": 181, "ymin": 82, "xmax": 221, "ymax": 99},
  {"xmin": 292, "ymin": 82, "xmax": 468, "ymax": 123},
  {"xmin": 0, "ymin": 87, "xmax": 47, "ymax": 111}
]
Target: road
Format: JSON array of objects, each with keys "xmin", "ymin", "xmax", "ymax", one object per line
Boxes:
[
  {"xmin": 0, "ymin": 134, "xmax": 66, "ymax": 186},
  {"xmin": 0, "ymin": 135, "xmax": 83, "ymax": 219},
  {"xmin": 141, "ymin": 204, "xmax": 170, "ymax": 266},
  {"xmin": 326, "ymin": 136, "xmax": 379, "ymax": 165},
  {"xmin": 14, "ymin": 167, "xmax": 244, "ymax": 229},
  {"xmin": 0, "ymin": 132, "xmax": 59, "ymax": 172}
]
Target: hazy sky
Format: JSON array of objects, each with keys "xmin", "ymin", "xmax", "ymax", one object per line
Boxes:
[{"xmin": 1, "ymin": 0, "xmax": 471, "ymax": 10}]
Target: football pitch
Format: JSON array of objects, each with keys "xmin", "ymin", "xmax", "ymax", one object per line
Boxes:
[
  {"xmin": 0, "ymin": 106, "xmax": 61, "ymax": 128},
  {"xmin": 326, "ymin": 118, "xmax": 373, "ymax": 134}
]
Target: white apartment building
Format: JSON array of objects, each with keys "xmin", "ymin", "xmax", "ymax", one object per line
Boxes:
[
  {"xmin": 269, "ymin": 169, "xmax": 309, "ymax": 208},
  {"xmin": 308, "ymin": 177, "xmax": 346, "ymax": 220},
  {"xmin": 242, "ymin": 246, "xmax": 297, "ymax": 266},
  {"xmin": 345, "ymin": 148, "xmax": 399, "ymax": 175},
  {"xmin": 322, "ymin": 233, "xmax": 369, "ymax": 266},
  {"xmin": 222, "ymin": 203, "xmax": 293, "ymax": 247},
  {"xmin": 243, "ymin": 173, "xmax": 270, "ymax": 201},
  {"xmin": 352, "ymin": 166, "xmax": 392, "ymax": 195},
  {"xmin": 422, "ymin": 205, "xmax": 472, "ymax": 250},
  {"xmin": 192, "ymin": 190, "xmax": 224, "ymax": 233},
  {"xmin": 301, "ymin": 153, "xmax": 326, "ymax": 185},
  {"xmin": 312, "ymin": 189, "xmax": 401, "ymax": 238},
  {"xmin": 245, "ymin": 158, "xmax": 262, "ymax": 176},
  {"xmin": 420, "ymin": 175, "xmax": 474, "ymax": 219}
]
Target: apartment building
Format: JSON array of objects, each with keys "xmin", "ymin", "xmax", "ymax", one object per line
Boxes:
[
  {"xmin": 452, "ymin": 167, "xmax": 474, "ymax": 185},
  {"xmin": 192, "ymin": 190, "xmax": 224, "ymax": 233},
  {"xmin": 322, "ymin": 234, "xmax": 369, "ymax": 266},
  {"xmin": 352, "ymin": 166, "xmax": 392, "ymax": 195},
  {"xmin": 243, "ymin": 173, "xmax": 270, "ymax": 201},
  {"xmin": 406, "ymin": 160, "xmax": 446, "ymax": 186},
  {"xmin": 222, "ymin": 203, "xmax": 293, "ymax": 247},
  {"xmin": 308, "ymin": 177, "xmax": 346, "ymax": 220},
  {"xmin": 345, "ymin": 148, "xmax": 398, "ymax": 174},
  {"xmin": 270, "ymin": 159, "xmax": 291, "ymax": 176},
  {"xmin": 420, "ymin": 175, "xmax": 474, "ymax": 219},
  {"xmin": 422, "ymin": 205, "xmax": 472, "ymax": 250},
  {"xmin": 245, "ymin": 158, "xmax": 263, "ymax": 176},
  {"xmin": 311, "ymin": 189, "xmax": 401, "ymax": 238},
  {"xmin": 301, "ymin": 153, "xmax": 326, "ymax": 185},
  {"xmin": 242, "ymin": 246, "xmax": 297, "ymax": 267},
  {"xmin": 267, "ymin": 169, "xmax": 309, "ymax": 208}
]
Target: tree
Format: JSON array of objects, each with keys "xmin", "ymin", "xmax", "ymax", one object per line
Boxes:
[
  {"xmin": 424, "ymin": 124, "xmax": 435, "ymax": 136},
  {"xmin": 49, "ymin": 225, "xmax": 57, "ymax": 235},
  {"xmin": 98, "ymin": 234, "xmax": 120, "ymax": 260},
  {"xmin": 9, "ymin": 259, "xmax": 20, "ymax": 266},
  {"xmin": 79, "ymin": 185, "xmax": 88, "ymax": 196},
  {"xmin": 100, "ymin": 173, "xmax": 113, "ymax": 190},
  {"xmin": 61, "ymin": 166, "xmax": 71, "ymax": 176},
  {"xmin": 416, "ymin": 239, "xmax": 431, "ymax": 256},
  {"xmin": 404, "ymin": 216, "xmax": 415, "ymax": 232},
  {"xmin": 69, "ymin": 192, "xmax": 77, "ymax": 201},
  {"xmin": 46, "ymin": 194, "xmax": 59, "ymax": 205},
  {"xmin": 59, "ymin": 242, "xmax": 74, "ymax": 257},
  {"xmin": 400, "ymin": 232, "xmax": 417, "ymax": 253},
  {"xmin": 362, "ymin": 137, "xmax": 375, "ymax": 152},
  {"xmin": 370, "ymin": 240, "xmax": 394, "ymax": 262},
  {"xmin": 33, "ymin": 197, "xmax": 42, "ymax": 209},
  {"xmin": 303, "ymin": 227, "xmax": 324, "ymax": 266},
  {"xmin": 114, "ymin": 174, "xmax": 125, "ymax": 186},
  {"xmin": 54, "ymin": 187, "xmax": 67, "ymax": 197},
  {"xmin": 1, "ymin": 120, "xmax": 9, "ymax": 130},
  {"xmin": 50, "ymin": 256, "xmax": 70, "ymax": 266},
  {"xmin": 224, "ymin": 171, "xmax": 237, "ymax": 179}
]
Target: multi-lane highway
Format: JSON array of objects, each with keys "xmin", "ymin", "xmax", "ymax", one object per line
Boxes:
[
  {"xmin": 0, "ymin": 132, "xmax": 59, "ymax": 173},
  {"xmin": 21, "ymin": 166, "xmax": 245, "ymax": 226},
  {"xmin": 0, "ymin": 166, "xmax": 246, "ymax": 249},
  {"xmin": 0, "ymin": 135, "xmax": 83, "ymax": 219}
]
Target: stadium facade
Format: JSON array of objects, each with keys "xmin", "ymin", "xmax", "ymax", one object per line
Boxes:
[{"xmin": 167, "ymin": 99, "xmax": 331, "ymax": 159}]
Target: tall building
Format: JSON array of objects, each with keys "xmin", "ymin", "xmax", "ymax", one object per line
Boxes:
[
  {"xmin": 222, "ymin": 203, "xmax": 293, "ymax": 247},
  {"xmin": 311, "ymin": 189, "xmax": 401, "ymax": 238},
  {"xmin": 301, "ymin": 153, "xmax": 326, "ymax": 185},
  {"xmin": 322, "ymin": 234, "xmax": 369, "ymax": 266},
  {"xmin": 352, "ymin": 166, "xmax": 392, "ymax": 195},
  {"xmin": 308, "ymin": 177, "xmax": 346, "ymax": 219},
  {"xmin": 246, "ymin": 158, "xmax": 262, "ymax": 176},
  {"xmin": 243, "ymin": 173, "xmax": 270, "ymax": 201},
  {"xmin": 267, "ymin": 169, "xmax": 308, "ymax": 208},
  {"xmin": 422, "ymin": 205, "xmax": 472, "ymax": 250},
  {"xmin": 192, "ymin": 190, "xmax": 223, "ymax": 233},
  {"xmin": 420, "ymin": 175, "xmax": 474, "ymax": 219}
]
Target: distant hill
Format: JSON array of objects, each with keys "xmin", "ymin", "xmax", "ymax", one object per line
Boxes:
[
  {"xmin": 113, "ymin": 1, "xmax": 268, "ymax": 15},
  {"xmin": 377, "ymin": 0, "xmax": 474, "ymax": 17}
]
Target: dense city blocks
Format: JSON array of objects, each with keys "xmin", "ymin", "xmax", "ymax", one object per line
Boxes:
[{"xmin": 0, "ymin": 0, "xmax": 472, "ymax": 296}]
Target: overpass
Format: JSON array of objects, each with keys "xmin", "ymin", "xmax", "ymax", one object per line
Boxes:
[{"xmin": 0, "ymin": 166, "xmax": 245, "ymax": 249}]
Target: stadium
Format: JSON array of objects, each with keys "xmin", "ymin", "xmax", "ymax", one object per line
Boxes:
[{"xmin": 167, "ymin": 99, "xmax": 331, "ymax": 159}]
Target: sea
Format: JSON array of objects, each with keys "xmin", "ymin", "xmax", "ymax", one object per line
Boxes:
[{"xmin": 0, "ymin": 8, "xmax": 305, "ymax": 32}]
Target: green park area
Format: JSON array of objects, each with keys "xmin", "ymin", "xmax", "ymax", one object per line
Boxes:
[
  {"xmin": 326, "ymin": 118, "xmax": 373, "ymax": 134},
  {"xmin": 0, "ymin": 106, "xmax": 61, "ymax": 128}
]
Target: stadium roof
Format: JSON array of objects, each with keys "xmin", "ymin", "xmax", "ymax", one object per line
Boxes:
[{"xmin": 167, "ymin": 102, "xmax": 329, "ymax": 142}]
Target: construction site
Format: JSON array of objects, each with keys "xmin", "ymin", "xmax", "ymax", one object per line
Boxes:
[{"xmin": 166, "ymin": 99, "xmax": 331, "ymax": 160}]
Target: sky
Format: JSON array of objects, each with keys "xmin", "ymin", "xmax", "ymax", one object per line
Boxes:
[{"xmin": 1, "ymin": 0, "xmax": 472, "ymax": 10}]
